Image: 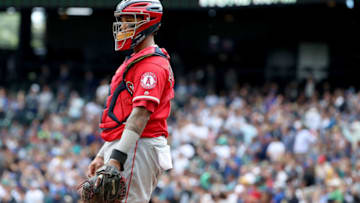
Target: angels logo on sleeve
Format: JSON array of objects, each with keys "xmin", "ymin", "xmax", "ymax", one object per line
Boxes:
[{"xmin": 140, "ymin": 72, "xmax": 157, "ymax": 89}]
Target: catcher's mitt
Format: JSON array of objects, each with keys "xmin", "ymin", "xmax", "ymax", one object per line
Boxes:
[{"xmin": 78, "ymin": 165, "xmax": 126, "ymax": 203}]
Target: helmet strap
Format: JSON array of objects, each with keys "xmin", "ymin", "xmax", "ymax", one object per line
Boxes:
[
  {"xmin": 131, "ymin": 22, "xmax": 161, "ymax": 49},
  {"xmin": 120, "ymin": 49, "xmax": 134, "ymax": 57}
]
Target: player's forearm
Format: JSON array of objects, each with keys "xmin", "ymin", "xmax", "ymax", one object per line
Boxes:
[
  {"xmin": 125, "ymin": 106, "xmax": 151, "ymax": 135},
  {"xmin": 115, "ymin": 106, "xmax": 151, "ymax": 152},
  {"xmin": 109, "ymin": 107, "xmax": 151, "ymax": 170}
]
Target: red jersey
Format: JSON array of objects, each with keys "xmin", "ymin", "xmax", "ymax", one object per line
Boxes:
[{"xmin": 99, "ymin": 46, "xmax": 174, "ymax": 142}]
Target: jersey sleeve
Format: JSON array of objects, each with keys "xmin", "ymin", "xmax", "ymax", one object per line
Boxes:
[{"xmin": 131, "ymin": 60, "xmax": 168, "ymax": 113}]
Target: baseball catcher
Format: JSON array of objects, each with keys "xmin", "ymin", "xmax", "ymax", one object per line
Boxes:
[{"xmin": 78, "ymin": 0, "xmax": 174, "ymax": 202}]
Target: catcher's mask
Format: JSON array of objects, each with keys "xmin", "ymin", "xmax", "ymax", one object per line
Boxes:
[{"xmin": 113, "ymin": 0, "xmax": 163, "ymax": 51}]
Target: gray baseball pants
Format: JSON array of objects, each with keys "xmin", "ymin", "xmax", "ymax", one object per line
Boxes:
[{"xmin": 99, "ymin": 136, "xmax": 172, "ymax": 203}]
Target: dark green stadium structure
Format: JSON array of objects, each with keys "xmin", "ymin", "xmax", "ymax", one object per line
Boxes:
[
  {"xmin": 1, "ymin": 0, "xmax": 198, "ymax": 9},
  {"xmin": 0, "ymin": 0, "xmax": 351, "ymax": 9},
  {"xmin": 0, "ymin": 0, "xmax": 359, "ymax": 89}
]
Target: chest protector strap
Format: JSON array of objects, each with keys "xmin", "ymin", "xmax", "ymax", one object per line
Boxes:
[{"xmin": 101, "ymin": 47, "xmax": 168, "ymax": 131}]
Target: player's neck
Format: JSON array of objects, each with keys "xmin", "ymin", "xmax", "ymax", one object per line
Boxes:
[{"xmin": 133, "ymin": 36, "xmax": 155, "ymax": 53}]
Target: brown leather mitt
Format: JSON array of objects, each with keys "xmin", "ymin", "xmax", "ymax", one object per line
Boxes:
[{"xmin": 78, "ymin": 165, "xmax": 126, "ymax": 203}]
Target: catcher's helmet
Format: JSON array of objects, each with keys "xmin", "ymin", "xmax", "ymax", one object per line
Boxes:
[{"xmin": 113, "ymin": 0, "xmax": 163, "ymax": 51}]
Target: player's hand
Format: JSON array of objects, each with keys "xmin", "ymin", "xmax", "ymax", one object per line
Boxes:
[
  {"xmin": 108, "ymin": 158, "xmax": 122, "ymax": 171},
  {"xmin": 87, "ymin": 156, "xmax": 104, "ymax": 177}
]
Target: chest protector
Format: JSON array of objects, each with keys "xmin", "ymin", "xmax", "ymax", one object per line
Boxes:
[{"xmin": 99, "ymin": 46, "xmax": 169, "ymax": 132}]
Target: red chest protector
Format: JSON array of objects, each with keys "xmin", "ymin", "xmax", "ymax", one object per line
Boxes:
[{"xmin": 99, "ymin": 46, "xmax": 169, "ymax": 137}]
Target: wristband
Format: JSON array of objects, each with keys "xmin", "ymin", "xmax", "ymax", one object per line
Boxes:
[{"xmin": 110, "ymin": 149, "xmax": 128, "ymax": 171}]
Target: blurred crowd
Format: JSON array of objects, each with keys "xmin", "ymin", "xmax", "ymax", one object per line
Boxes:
[
  {"xmin": 156, "ymin": 79, "xmax": 360, "ymax": 203},
  {"xmin": 1, "ymin": 71, "xmax": 360, "ymax": 202},
  {"xmin": 0, "ymin": 65, "xmax": 109, "ymax": 202}
]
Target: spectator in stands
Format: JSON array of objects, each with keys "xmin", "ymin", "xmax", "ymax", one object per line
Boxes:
[{"xmin": 1, "ymin": 74, "xmax": 360, "ymax": 202}]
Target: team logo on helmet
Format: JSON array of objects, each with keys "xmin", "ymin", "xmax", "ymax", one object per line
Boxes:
[{"xmin": 140, "ymin": 72, "xmax": 157, "ymax": 89}]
